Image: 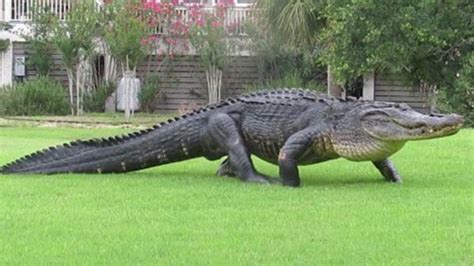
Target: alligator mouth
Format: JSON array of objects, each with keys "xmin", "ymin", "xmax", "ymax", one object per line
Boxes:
[
  {"xmin": 362, "ymin": 108, "xmax": 464, "ymax": 141},
  {"xmin": 398, "ymin": 114, "xmax": 464, "ymax": 140}
]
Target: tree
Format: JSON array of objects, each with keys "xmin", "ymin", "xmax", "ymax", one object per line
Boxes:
[
  {"xmin": 321, "ymin": 0, "xmax": 473, "ymax": 122},
  {"xmin": 101, "ymin": 0, "xmax": 149, "ymax": 119},
  {"xmin": 187, "ymin": 2, "xmax": 237, "ymax": 104},
  {"xmin": 142, "ymin": 0, "xmax": 238, "ymax": 104},
  {"xmin": 52, "ymin": 0, "xmax": 99, "ymax": 115},
  {"xmin": 321, "ymin": 1, "xmax": 472, "ymax": 84},
  {"xmin": 22, "ymin": 9, "xmax": 55, "ymax": 76},
  {"xmin": 255, "ymin": 0, "xmax": 343, "ymax": 96}
]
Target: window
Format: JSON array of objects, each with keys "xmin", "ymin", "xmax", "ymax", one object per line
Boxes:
[
  {"xmin": 182, "ymin": 0, "xmax": 203, "ymax": 4},
  {"xmin": 235, "ymin": 0, "xmax": 255, "ymax": 6},
  {"xmin": 211, "ymin": 0, "xmax": 255, "ymax": 6}
]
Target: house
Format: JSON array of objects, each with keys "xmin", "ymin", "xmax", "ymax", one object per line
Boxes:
[{"xmin": 0, "ymin": 0, "xmax": 431, "ymax": 112}]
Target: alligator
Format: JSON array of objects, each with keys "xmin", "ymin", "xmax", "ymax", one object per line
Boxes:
[{"xmin": 0, "ymin": 89, "xmax": 464, "ymax": 187}]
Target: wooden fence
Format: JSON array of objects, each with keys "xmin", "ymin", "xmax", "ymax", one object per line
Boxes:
[
  {"xmin": 13, "ymin": 42, "xmax": 261, "ymax": 112},
  {"xmin": 374, "ymin": 73, "xmax": 431, "ymax": 113},
  {"xmin": 137, "ymin": 55, "xmax": 260, "ymax": 111}
]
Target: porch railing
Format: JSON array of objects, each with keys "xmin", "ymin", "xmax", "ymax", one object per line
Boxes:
[
  {"xmin": 0, "ymin": 0, "xmax": 254, "ymax": 35},
  {"xmin": 156, "ymin": 6, "xmax": 254, "ymax": 36},
  {"xmin": 0, "ymin": 0, "xmax": 102, "ymax": 21}
]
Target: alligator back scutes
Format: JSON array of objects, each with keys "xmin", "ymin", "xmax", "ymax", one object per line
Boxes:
[{"xmin": 235, "ymin": 88, "xmax": 334, "ymax": 106}]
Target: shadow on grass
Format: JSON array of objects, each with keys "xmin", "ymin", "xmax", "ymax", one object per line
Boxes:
[
  {"xmin": 302, "ymin": 176, "xmax": 388, "ymax": 188},
  {"xmin": 1, "ymin": 170, "xmax": 395, "ymax": 188},
  {"xmin": 132, "ymin": 171, "xmax": 390, "ymax": 188}
]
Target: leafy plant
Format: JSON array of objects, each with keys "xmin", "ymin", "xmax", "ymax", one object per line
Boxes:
[
  {"xmin": 245, "ymin": 7, "xmax": 326, "ymax": 91},
  {"xmin": 0, "ymin": 76, "xmax": 69, "ymax": 116},
  {"xmin": 102, "ymin": 0, "xmax": 148, "ymax": 72},
  {"xmin": 0, "ymin": 22, "xmax": 12, "ymax": 53},
  {"xmin": 0, "ymin": 39, "xmax": 9, "ymax": 53},
  {"xmin": 52, "ymin": 0, "xmax": 99, "ymax": 115},
  {"xmin": 139, "ymin": 75, "xmax": 161, "ymax": 113},
  {"xmin": 187, "ymin": 3, "xmax": 237, "ymax": 103},
  {"xmin": 436, "ymin": 52, "xmax": 474, "ymax": 127},
  {"xmin": 101, "ymin": 0, "xmax": 150, "ymax": 119},
  {"xmin": 83, "ymin": 82, "xmax": 116, "ymax": 113},
  {"xmin": 23, "ymin": 8, "xmax": 56, "ymax": 76}
]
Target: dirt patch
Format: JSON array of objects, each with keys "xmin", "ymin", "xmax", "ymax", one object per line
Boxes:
[{"xmin": 0, "ymin": 117, "xmax": 152, "ymax": 129}]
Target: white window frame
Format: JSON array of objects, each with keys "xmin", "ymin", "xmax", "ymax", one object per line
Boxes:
[
  {"xmin": 233, "ymin": 0, "xmax": 255, "ymax": 7},
  {"xmin": 180, "ymin": 0, "xmax": 204, "ymax": 6},
  {"xmin": 152, "ymin": 0, "xmax": 254, "ymax": 7}
]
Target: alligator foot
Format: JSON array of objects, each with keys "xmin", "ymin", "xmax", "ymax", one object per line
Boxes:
[
  {"xmin": 216, "ymin": 157, "xmax": 236, "ymax": 178},
  {"xmin": 209, "ymin": 113, "xmax": 271, "ymax": 185},
  {"xmin": 372, "ymin": 159, "xmax": 402, "ymax": 183},
  {"xmin": 218, "ymin": 158, "xmax": 282, "ymax": 185}
]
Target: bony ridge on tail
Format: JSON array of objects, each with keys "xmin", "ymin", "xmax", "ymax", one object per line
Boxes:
[{"xmin": 0, "ymin": 89, "xmax": 464, "ymax": 187}]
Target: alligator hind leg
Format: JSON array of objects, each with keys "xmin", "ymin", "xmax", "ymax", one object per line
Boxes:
[
  {"xmin": 372, "ymin": 159, "xmax": 402, "ymax": 183},
  {"xmin": 209, "ymin": 114, "xmax": 270, "ymax": 184}
]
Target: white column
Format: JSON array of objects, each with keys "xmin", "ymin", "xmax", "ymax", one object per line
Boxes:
[
  {"xmin": 0, "ymin": 44, "xmax": 13, "ymax": 86},
  {"xmin": 0, "ymin": 0, "xmax": 4, "ymax": 20},
  {"xmin": 4, "ymin": 0, "xmax": 12, "ymax": 21},
  {"xmin": 363, "ymin": 72, "xmax": 375, "ymax": 101}
]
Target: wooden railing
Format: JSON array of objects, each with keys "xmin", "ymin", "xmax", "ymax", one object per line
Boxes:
[
  {"xmin": 156, "ymin": 6, "xmax": 254, "ymax": 35},
  {"xmin": 0, "ymin": 0, "xmax": 103, "ymax": 21},
  {"xmin": 0, "ymin": 0, "xmax": 254, "ymax": 35}
]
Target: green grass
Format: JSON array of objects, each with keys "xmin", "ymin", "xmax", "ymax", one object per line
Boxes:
[{"xmin": 0, "ymin": 127, "xmax": 472, "ymax": 265}]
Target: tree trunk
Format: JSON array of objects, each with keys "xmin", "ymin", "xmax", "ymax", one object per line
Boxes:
[
  {"xmin": 206, "ymin": 65, "xmax": 222, "ymax": 104},
  {"xmin": 124, "ymin": 73, "xmax": 131, "ymax": 121},
  {"xmin": 75, "ymin": 66, "xmax": 82, "ymax": 115},
  {"xmin": 66, "ymin": 68, "xmax": 75, "ymax": 115},
  {"xmin": 327, "ymin": 65, "xmax": 343, "ymax": 97}
]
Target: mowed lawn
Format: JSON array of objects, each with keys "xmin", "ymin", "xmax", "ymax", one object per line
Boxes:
[{"xmin": 0, "ymin": 127, "xmax": 472, "ymax": 265}]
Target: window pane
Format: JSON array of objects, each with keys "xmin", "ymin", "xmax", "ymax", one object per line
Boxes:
[{"xmin": 236, "ymin": 0, "xmax": 255, "ymax": 4}]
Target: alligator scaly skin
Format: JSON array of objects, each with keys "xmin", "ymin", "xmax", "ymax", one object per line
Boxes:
[{"xmin": 1, "ymin": 89, "xmax": 463, "ymax": 187}]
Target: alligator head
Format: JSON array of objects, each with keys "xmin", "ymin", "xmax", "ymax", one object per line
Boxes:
[
  {"xmin": 333, "ymin": 101, "xmax": 463, "ymax": 161},
  {"xmin": 360, "ymin": 102, "xmax": 463, "ymax": 141}
]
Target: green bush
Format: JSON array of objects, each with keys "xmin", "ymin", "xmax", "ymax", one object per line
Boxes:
[
  {"xmin": 139, "ymin": 74, "xmax": 161, "ymax": 113},
  {"xmin": 0, "ymin": 76, "xmax": 69, "ymax": 116},
  {"xmin": 83, "ymin": 82, "xmax": 116, "ymax": 112},
  {"xmin": 436, "ymin": 53, "xmax": 474, "ymax": 127}
]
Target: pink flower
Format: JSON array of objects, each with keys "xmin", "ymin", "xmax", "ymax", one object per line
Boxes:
[
  {"xmin": 217, "ymin": 0, "xmax": 234, "ymax": 5},
  {"xmin": 196, "ymin": 18, "xmax": 205, "ymax": 27},
  {"xmin": 211, "ymin": 20, "xmax": 221, "ymax": 28}
]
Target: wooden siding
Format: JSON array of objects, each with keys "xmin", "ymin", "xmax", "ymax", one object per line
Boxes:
[
  {"xmin": 374, "ymin": 73, "xmax": 431, "ymax": 113},
  {"xmin": 137, "ymin": 55, "xmax": 260, "ymax": 112},
  {"xmin": 13, "ymin": 42, "xmax": 69, "ymax": 86},
  {"xmin": 12, "ymin": 42, "xmax": 261, "ymax": 112}
]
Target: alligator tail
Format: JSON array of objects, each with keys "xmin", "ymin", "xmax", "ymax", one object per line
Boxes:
[{"xmin": 0, "ymin": 115, "xmax": 206, "ymax": 174}]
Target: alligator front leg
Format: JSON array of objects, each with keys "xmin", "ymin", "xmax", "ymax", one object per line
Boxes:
[
  {"xmin": 372, "ymin": 159, "xmax": 402, "ymax": 183},
  {"xmin": 209, "ymin": 114, "xmax": 270, "ymax": 184},
  {"xmin": 278, "ymin": 128, "xmax": 317, "ymax": 187}
]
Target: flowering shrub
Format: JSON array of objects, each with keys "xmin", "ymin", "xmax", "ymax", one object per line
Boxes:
[
  {"xmin": 141, "ymin": 0, "xmax": 239, "ymax": 103},
  {"xmin": 101, "ymin": 0, "xmax": 242, "ymax": 104}
]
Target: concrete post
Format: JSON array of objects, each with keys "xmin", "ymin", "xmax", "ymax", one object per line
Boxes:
[{"xmin": 363, "ymin": 72, "xmax": 375, "ymax": 101}]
